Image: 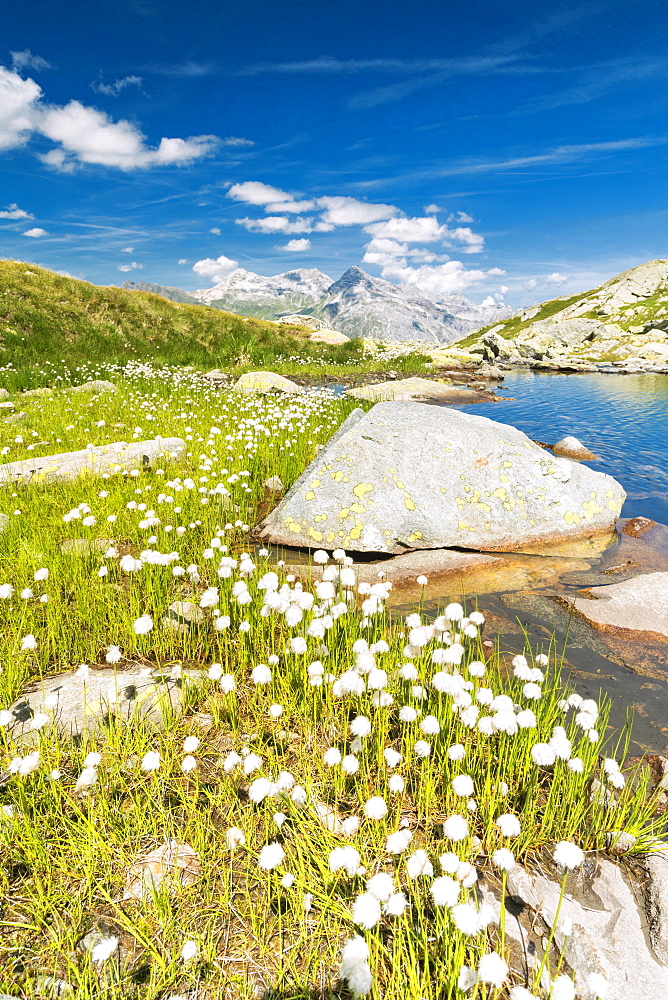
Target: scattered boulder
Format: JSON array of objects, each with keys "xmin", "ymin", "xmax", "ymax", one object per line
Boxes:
[
  {"xmin": 202, "ymin": 369, "xmax": 229, "ymax": 382},
  {"xmin": 552, "ymin": 436, "xmax": 599, "ymax": 461},
  {"xmin": 5, "ymin": 667, "xmax": 205, "ymax": 739},
  {"xmin": 346, "ymin": 377, "xmax": 484, "ymax": 404},
  {"xmin": 567, "ymin": 572, "xmax": 668, "ymax": 640},
  {"xmin": 123, "ymin": 839, "xmax": 202, "ymax": 901},
  {"xmin": 22, "ymin": 387, "xmax": 53, "ymax": 396},
  {"xmin": 307, "ymin": 327, "xmax": 349, "ymax": 345},
  {"xmin": 0, "ymin": 401, "xmax": 14, "ymax": 411},
  {"xmin": 0, "ymin": 437, "xmax": 185, "ymax": 485},
  {"xmin": 234, "ymin": 371, "xmax": 302, "ymax": 394},
  {"xmin": 0, "ymin": 514, "xmax": 7, "ymax": 533},
  {"xmin": 60, "ymin": 538, "xmax": 114, "ymax": 556},
  {"xmin": 264, "ymin": 475, "xmax": 284, "ymax": 493},
  {"xmin": 258, "ymin": 401, "xmax": 626, "ymax": 554},
  {"xmin": 164, "ymin": 601, "xmax": 206, "ymax": 628},
  {"xmin": 69, "ymin": 380, "xmax": 117, "ymax": 394},
  {"xmin": 0, "ymin": 388, "xmax": 10, "ymax": 400},
  {"xmin": 4, "ymin": 411, "xmax": 27, "ymax": 423}
]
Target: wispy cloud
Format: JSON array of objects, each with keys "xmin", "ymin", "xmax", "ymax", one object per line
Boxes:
[
  {"xmin": 11, "ymin": 50, "xmax": 52, "ymax": 73},
  {"xmin": 0, "ymin": 203, "xmax": 33, "ymax": 220},
  {"xmin": 91, "ymin": 75, "xmax": 144, "ymax": 97},
  {"xmin": 145, "ymin": 61, "xmax": 217, "ymax": 77}
]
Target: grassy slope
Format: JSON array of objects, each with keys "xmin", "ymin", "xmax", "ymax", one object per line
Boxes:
[{"xmin": 0, "ymin": 262, "xmax": 364, "ymax": 377}]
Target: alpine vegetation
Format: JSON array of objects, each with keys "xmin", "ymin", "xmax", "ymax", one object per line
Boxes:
[{"xmin": 0, "ymin": 361, "xmax": 663, "ymax": 999}]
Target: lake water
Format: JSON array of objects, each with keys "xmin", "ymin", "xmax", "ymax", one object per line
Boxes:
[{"xmin": 454, "ymin": 371, "xmax": 668, "ymax": 524}]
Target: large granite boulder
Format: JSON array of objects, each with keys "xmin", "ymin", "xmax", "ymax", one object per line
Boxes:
[
  {"xmin": 567, "ymin": 572, "xmax": 668, "ymax": 640},
  {"xmin": 0, "ymin": 437, "xmax": 185, "ymax": 485},
  {"xmin": 234, "ymin": 371, "xmax": 302, "ymax": 394},
  {"xmin": 258, "ymin": 402, "xmax": 625, "ymax": 553}
]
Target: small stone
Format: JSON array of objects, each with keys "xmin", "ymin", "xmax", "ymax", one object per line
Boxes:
[
  {"xmin": 622, "ymin": 516, "xmax": 657, "ymax": 537},
  {"xmin": 5, "ymin": 411, "xmax": 27, "ymax": 423},
  {"xmin": 166, "ymin": 601, "xmax": 206, "ymax": 625},
  {"xmin": 123, "ymin": 839, "xmax": 202, "ymax": 901},
  {"xmin": 69, "ymin": 380, "xmax": 117, "ymax": 393},
  {"xmin": 552, "ymin": 436, "xmax": 599, "ymax": 461},
  {"xmin": 0, "ymin": 401, "xmax": 14, "ymax": 409},
  {"xmin": 264, "ymin": 475, "xmax": 284, "ymax": 493},
  {"xmin": 0, "ymin": 387, "xmax": 10, "ymax": 400},
  {"xmin": 22, "ymin": 387, "xmax": 53, "ymax": 397},
  {"xmin": 605, "ymin": 830, "xmax": 637, "ymax": 854},
  {"xmin": 202, "ymin": 369, "xmax": 228, "ymax": 382},
  {"xmin": 34, "ymin": 977, "xmax": 73, "ymax": 997},
  {"xmin": 60, "ymin": 538, "xmax": 114, "ymax": 555},
  {"xmin": 234, "ymin": 371, "xmax": 302, "ymax": 394}
]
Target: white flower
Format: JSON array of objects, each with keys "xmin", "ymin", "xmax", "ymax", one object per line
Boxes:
[
  {"xmin": 75, "ymin": 766, "xmax": 98, "ymax": 792},
  {"xmin": 567, "ymin": 757, "xmax": 584, "ymax": 773},
  {"xmin": 399, "ymin": 706, "xmax": 418, "ymax": 722},
  {"xmin": 553, "ymin": 841, "xmax": 585, "ymax": 870},
  {"xmin": 531, "ymin": 743, "xmax": 556, "ymax": 766},
  {"xmin": 342, "ymin": 755, "xmax": 359, "ymax": 775},
  {"xmin": 383, "ymin": 747, "xmax": 403, "ymax": 768},
  {"xmin": 388, "ymin": 774, "xmax": 405, "ymax": 794},
  {"xmin": 133, "ymin": 614, "xmax": 153, "ymax": 635},
  {"xmin": 249, "ymin": 778, "xmax": 276, "ymax": 803},
  {"xmin": 90, "ymin": 935, "xmax": 118, "ymax": 964},
  {"xmin": 366, "ymin": 872, "xmax": 394, "ymax": 901},
  {"xmin": 342, "ymin": 816, "xmax": 360, "ymax": 837},
  {"xmin": 406, "ymin": 849, "xmax": 433, "ymax": 878},
  {"xmin": 350, "ymin": 715, "xmax": 371, "ymax": 738},
  {"xmin": 183, "ymin": 736, "xmax": 200, "ymax": 754},
  {"xmin": 447, "ymin": 744, "xmax": 466, "ymax": 761},
  {"xmin": 477, "ymin": 952, "xmax": 508, "ymax": 987},
  {"xmin": 384, "ymin": 891, "xmax": 408, "ymax": 916},
  {"xmin": 120, "ymin": 554, "xmax": 143, "ymax": 573},
  {"xmin": 20, "ymin": 634, "xmax": 38, "ymax": 651},
  {"xmin": 251, "ymin": 664, "xmax": 272, "ymax": 685},
  {"xmin": 207, "ymin": 663, "xmax": 223, "ymax": 680},
  {"xmin": 258, "ymin": 842, "xmax": 285, "ymax": 870},
  {"xmin": 516, "ymin": 709, "xmax": 537, "ymax": 729},
  {"xmin": 290, "ymin": 636, "xmax": 308, "ymax": 654},
  {"xmin": 495, "ymin": 813, "xmax": 521, "ymax": 837},
  {"xmin": 140, "ymin": 751, "xmax": 161, "ymax": 772},
  {"xmin": 445, "ymin": 602, "xmax": 464, "ymax": 621},
  {"xmin": 452, "ymin": 774, "xmax": 474, "ymax": 797},
  {"xmin": 457, "ymin": 966, "xmax": 478, "ymax": 991},
  {"xmin": 451, "ymin": 902, "xmax": 483, "ymax": 935},
  {"xmin": 385, "ymin": 828, "xmax": 412, "ymax": 854},
  {"xmin": 180, "ymin": 940, "xmax": 198, "ymax": 963},
  {"xmin": 269, "ymin": 704, "xmax": 283, "ymax": 718},
  {"xmin": 414, "ymin": 740, "xmax": 431, "ymax": 758},
  {"xmin": 105, "ymin": 646, "xmax": 122, "ymax": 664},
  {"xmin": 430, "ymin": 875, "xmax": 460, "ymax": 907},
  {"xmin": 352, "ymin": 892, "xmax": 382, "ymax": 928},
  {"xmin": 324, "ymin": 747, "xmax": 342, "ymax": 766},
  {"xmin": 243, "ymin": 753, "xmax": 263, "ymax": 775},
  {"xmin": 329, "ymin": 846, "xmax": 361, "ymax": 877},
  {"xmin": 442, "ymin": 814, "xmax": 469, "ymax": 841},
  {"xmin": 17, "ymin": 751, "xmax": 40, "ymax": 776},
  {"xmin": 492, "ymin": 848, "xmax": 515, "ymax": 871},
  {"xmin": 225, "ymin": 827, "xmax": 246, "ymax": 848},
  {"xmin": 364, "ymin": 796, "xmax": 388, "ymax": 820},
  {"xmin": 550, "ymin": 975, "xmax": 576, "ymax": 1000},
  {"xmin": 181, "ymin": 755, "xmax": 197, "ymax": 773},
  {"xmin": 339, "ymin": 936, "xmax": 372, "ymax": 996},
  {"xmin": 420, "ymin": 714, "xmax": 440, "ymax": 735},
  {"xmin": 509, "ymin": 988, "xmax": 539, "ymax": 1000},
  {"xmin": 523, "ymin": 682, "xmax": 542, "ymax": 700},
  {"xmin": 219, "ymin": 674, "xmax": 236, "ymax": 693},
  {"xmin": 34, "ymin": 568, "xmax": 49, "ymax": 581},
  {"xmin": 84, "ymin": 752, "xmax": 102, "ymax": 768}
]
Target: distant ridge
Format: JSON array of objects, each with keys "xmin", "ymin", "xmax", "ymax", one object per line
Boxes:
[{"xmin": 124, "ymin": 264, "xmax": 511, "ymax": 343}]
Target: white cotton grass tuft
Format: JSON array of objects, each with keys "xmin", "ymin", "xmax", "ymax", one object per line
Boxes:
[
  {"xmin": 477, "ymin": 951, "xmax": 508, "ymax": 987},
  {"xmin": 363, "ymin": 796, "xmax": 388, "ymax": 820},
  {"xmin": 430, "ymin": 875, "xmax": 460, "ymax": 907},
  {"xmin": 352, "ymin": 892, "xmax": 382, "ymax": 928},
  {"xmin": 339, "ymin": 936, "xmax": 373, "ymax": 996},
  {"xmin": 90, "ymin": 935, "xmax": 118, "ymax": 964},
  {"xmin": 442, "ymin": 814, "xmax": 469, "ymax": 841},
  {"xmin": 553, "ymin": 841, "xmax": 585, "ymax": 870},
  {"xmin": 495, "ymin": 813, "xmax": 521, "ymax": 837},
  {"xmin": 258, "ymin": 842, "xmax": 285, "ymax": 870},
  {"xmin": 140, "ymin": 751, "xmax": 161, "ymax": 772}
]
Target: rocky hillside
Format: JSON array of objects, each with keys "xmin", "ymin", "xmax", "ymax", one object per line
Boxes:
[
  {"xmin": 126, "ymin": 265, "xmax": 511, "ymax": 344},
  {"xmin": 457, "ymin": 259, "xmax": 668, "ymax": 366}
]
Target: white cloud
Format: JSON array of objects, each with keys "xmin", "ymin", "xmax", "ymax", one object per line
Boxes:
[
  {"xmin": 11, "ymin": 51, "xmax": 52, "ymax": 73},
  {"xmin": 92, "ymin": 75, "xmax": 143, "ymax": 97},
  {"xmin": 364, "ymin": 215, "xmax": 446, "ymax": 242},
  {"xmin": 363, "ymin": 236, "xmax": 444, "ymax": 270},
  {"xmin": 276, "ymin": 238, "xmax": 311, "ymax": 252},
  {"xmin": 192, "ymin": 254, "xmax": 238, "ymax": 283},
  {"xmin": 117, "ymin": 261, "xmax": 143, "ymax": 272},
  {"xmin": 210, "ymin": 227, "xmax": 221, "ymax": 235},
  {"xmin": 121, "ymin": 246, "xmax": 134, "ymax": 252},
  {"xmin": 447, "ymin": 210, "xmax": 474, "ymax": 223},
  {"xmin": 523, "ymin": 272, "xmax": 573, "ymax": 291},
  {"xmin": 220, "ymin": 136, "xmax": 254, "ymax": 147},
  {"xmin": 177, "ymin": 258, "xmax": 188, "ymax": 265},
  {"xmin": 265, "ymin": 199, "xmax": 315, "ymax": 213},
  {"xmin": 318, "ymin": 195, "xmax": 398, "ymax": 227},
  {"xmin": 227, "ymin": 181, "xmax": 294, "ymax": 205},
  {"xmin": 22, "ymin": 227, "xmax": 46, "ymax": 237},
  {"xmin": 0, "ymin": 65, "xmax": 218, "ymax": 171},
  {"xmin": 0, "ymin": 67, "xmax": 41, "ymax": 151},
  {"xmin": 236, "ymin": 215, "xmax": 312, "ymax": 234},
  {"xmin": 382, "ymin": 260, "xmax": 506, "ymax": 298},
  {"xmin": 424, "ymin": 203, "xmax": 441, "ymax": 214},
  {"xmin": 445, "ymin": 226, "xmax": 484, "ymax": 253},
  {"xmin": 0, "ymin": 202, "xmax": 32, "ymax": 219}
]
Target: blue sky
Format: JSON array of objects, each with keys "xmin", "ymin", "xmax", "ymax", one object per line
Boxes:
[{"xmin": 1, "ymin": 0, "xmax": 666, "ymax": 306}]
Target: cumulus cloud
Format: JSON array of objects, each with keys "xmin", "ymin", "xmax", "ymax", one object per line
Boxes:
[
  {"xmin": 227, "ymin": 181, "xmax": 294, "ymax": 205},
  {"xmin": 276, "ymin": 238, "xmax": 311, "ymax": 251},
  {"xmin": 0, "ymin": 64, "xmax": 218, "ymax": 171},
  {"xmin": 424, "ymin": 203, "xmax": 441, "ymax": 214},
  {"xmin": 236, "ymin": 215, "xmax": 312, "ymax": 234},
  {"xmin": 11, "ymin": 51, "xmax": 52, "ymax": 73},
  {"xmin": 91, "ymin": 75, "xmax": 144, "ymax": 97},
  {"xmin": 210, "ymin": 227, "xmax": 222, "ymax": 235},
  {"xmin": 192, "ymin": 254, "xmax": 238, "ymax": 283},
  {"xmin": 364, "ymin": 215, "xmax": 446, "ymax": 243},
  {"xmin": 318, "ymin": 195, "xmax": 398, "ymax": 227},
  {"xmin": 177, "ymin": 258, "xmax": 188, "ymax": 265},
  {"xmin": 448, "ymin": 210, "xmax": 475, "ymax": 223},
  {"xmin": 265, "ymin": 199, "xmax": 315, "ymax": 213},
  {"xmin": 0, "ymin": 202, "xmax": 32, "ymax": 219},
  {"xmin": 381, "ymin": 260, "xmax": 505, "ymax": 298},
  {"xmin": 23, "ymin": 227, "xmax": 46, "ymax": 237},
  {"xmin": 117, "ymin": 261, "xmax": 143, "ymax": 271}
]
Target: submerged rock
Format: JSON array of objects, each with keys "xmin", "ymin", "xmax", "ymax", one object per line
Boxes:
[
  {"xmin": 552, "ymin": 435, "xmax": 599, "ymax": 461},
  {"xmin": 346, "ymin": 376, "xmax": 483, "ymax": 404},
  {"xmin": 234, "ymin": 371, "xmax": 302, "ymax": 394},
  {"xmin": 258, "ymin": 401, "xmax": 625, "ymax": 554},
  {"xmin": 568, "ymin": 571, "xmax": 668, "ymax": 640},
  {"xmin": 0, "ymin": 437, "xmax": 185, "ymax": 485}
]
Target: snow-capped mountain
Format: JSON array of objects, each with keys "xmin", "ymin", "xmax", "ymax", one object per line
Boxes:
[
  {"xmin": 123, "ymin": 265, "xmax": 512, "ymax": 343},
  {"xmin": 193, "ymin": 267, "xmax": 333, "ymax": 318}
]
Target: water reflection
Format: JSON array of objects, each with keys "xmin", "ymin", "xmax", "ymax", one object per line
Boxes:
[{"xmin": 452, "ymin": 372, "xmax": 668, "ymax": 524}]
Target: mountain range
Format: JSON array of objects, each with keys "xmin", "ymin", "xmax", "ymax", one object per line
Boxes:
[{"xmin": 123, "ymin": 265, "xmax": 512, "ymax": 344}]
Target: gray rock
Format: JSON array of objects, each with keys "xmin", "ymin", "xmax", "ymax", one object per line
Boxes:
[
  {"xmin": 0, "ymin": 387, "xmax": 10, "ymax": 400},
  {"xmin": 202, "ymin": 368, "xmax": 229, "ymax": 382},
  {"xmin": 34, "ymin": 977, "xmax": 73, "ymax": 997},
  {"xmin": 552, "ymin": 436, "xmax": 599, "ymax": 461},
  {"xmin": 4, "ymin": 411, "xmax": 27, "ymax": 424},
  {"xmin": 641, "ymin": 853, "xmax": 668, "ymax": 966},
  {"xmin": 60, "ymin": 537, "xmax": 114, "ymax": 555},
  {"xmin": 6, "ymin": 667, "xmax": 205, "ymax": 739},
  {"xmin": 0, "ymin": 437, "xmax": 185, "ymax": 485},
  {"xmin": 0, "ymin": 513, "xmax": 7, "ymax": 533},
  {"xmin": 258, "ymin": 401, "xmax": 626, "ymax": 554},
  {"xmin": 69, "ymin": 380, "xmax": 117, "ymax": 394},
  {"xmin": 22, "ymin": 387, "xmax": 53, "ymax": 397},
  {"xmin": 567, "ymin": 572, "xmax": 668, "ymax": 639},
  {"xmin": 234, "ymin": 371, "xmax": 302, "ymax": 394},
  {"xmin": 605, "ymin": 831, "xmax": 637, "ymax": 854},
  {"xmin": 165, "ymin": 601, "xmax": 205, "ymax": 625},
  {"xmin": 264, "ymin": 475, "xmax": 284, "ymax": 493},
  {"xmin": 346, "ymin": 376, "xmax": 482, "ymax": 404}
]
